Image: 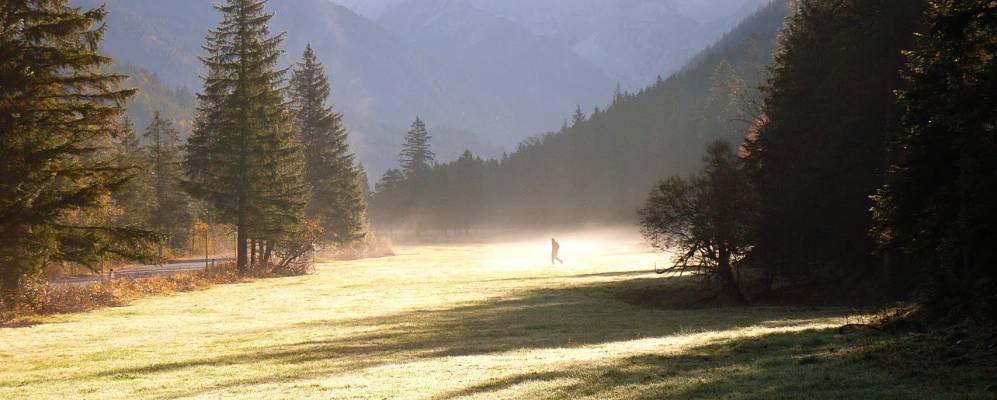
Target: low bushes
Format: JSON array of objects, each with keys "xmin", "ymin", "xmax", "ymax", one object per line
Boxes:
[{"xmin": 0, "ymin": 261, "xmax": 304, "ymax": 326}]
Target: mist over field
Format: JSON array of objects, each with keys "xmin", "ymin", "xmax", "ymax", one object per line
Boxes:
[{"xmin": 2, "ymin": 0, "xmax": 995, "ymax": 398}]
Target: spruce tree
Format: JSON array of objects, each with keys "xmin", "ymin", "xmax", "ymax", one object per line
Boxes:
[
  {"xmin": 290, "ymin": 45, "xmax": 366, "ymax": 246},
  {"xmin": 571, "ymin": 105, "xmax": 586, "ymax": 127},
  {"xmin": 702, "ymin": 60, "xmax": 748, "ymax": 139},
  {"xmin": 357, "ymin": 163, "xmax": 372, "ymax": 202},
  {"xmin": 743, "ymin": 0, "xmax": 924, "ymax": 284},
  {"xmin": 371, "ymin": 168, "xmax": 406, "ymax": 229},
  {"xmin": 375, "ymin": 169, "xmax": 406, "ymax": 194},
  {"xmin": 144, "ymin": 112, "xmax": 192, "ymax": 250},
  {"xmin": 0, "ymin": 1, "xmax": 160, "ymax": 296},
  {"xmin": 113, "ymin": 117, "xmax": 155, "ymax": 228},
  {"xmin": 872, "ymin": 0, "xmax": 997, "ymax": 315},
  {"xmin": 398, "ymin": 117, "xmax": 435, "ymax": 178},
  {"xmin": 184, "ymin": 0, "xmax": 306, "ymax": 273}
]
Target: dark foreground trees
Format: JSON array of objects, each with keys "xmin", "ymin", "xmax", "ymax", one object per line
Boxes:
[
  {"xmin": 743, "ymin": 0, "xmax": 925, "ymax": 292},
  {"xmin": 873, "ymin": 0, "xmax": 997, "ymax": 319},
  {"xmin": 638, "ymin": 141, "xmax": 754, "ymax": 304},
  {"xmin": 0, "ymin": 1, "xmax": 160, "ymax": 297},
  {"xmin": 184, "ymin": 0, "xmax": 306, "ymax": 273}
]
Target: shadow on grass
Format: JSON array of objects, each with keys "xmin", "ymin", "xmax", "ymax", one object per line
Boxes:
[
  {"xmin": 429, "ymin": 327, "xmax": 906, "ymax": 400},
  {"xmin": 481, "ymin": 269, "xmax": 661, "ymax": 283},
  {"xmin": 438, "ymin": 326, "xmax": 994, "ymax": 399},
  {"xmin": 85, "ymin": 277, "xmax": 863, "ymax": 398}
]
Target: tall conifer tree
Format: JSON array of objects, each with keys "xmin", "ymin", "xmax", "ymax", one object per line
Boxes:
[
  {"xmin": 144, "ymin": 112, "xmax": 192, "ymax": 249},
  {"xmin": 113, "ymin": 117, "xmax": 154, "ymax": 227},
  {"xmin": 184, "ymin": 0, "xmax": 306, "ymax": 273},
  {"xmin": 0, "ymin": 1, "xmax": 160, "ymax": 296},
  {"xmin": 744, "ymin": 0, "xmax": 924, "ymax": 283},
  {"xmin": 290, "ymin": 45, "xmax": 366, "ymax": 246},
  {"xmin": 398, "ymin": 117, "xmax": 435, "ymax": 178},
  {"xmin": 873, "ymin": 0, "xmax": 997, "ymax": 312}
]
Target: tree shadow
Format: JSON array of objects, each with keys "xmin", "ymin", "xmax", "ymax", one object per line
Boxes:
[
  {"xmin": 433, "ymin": 327, "xmax": 983, "ymax": 399},
  {"xmin": 78, "ymin": 276, "xmax": 849, "ymax": 398}
]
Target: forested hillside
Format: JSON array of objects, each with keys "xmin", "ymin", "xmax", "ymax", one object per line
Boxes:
[
  {"xmin": 371, "ymin": 1, "xmax": 791, "ymax": 230},
  {"xmin": 113, "ymin": 63, "xmax": 196, "ymax": 135},
  {"xmin": 69, "ymin": 0, "xmax": 768, "ymax": 176},
  {"xmin": 70, "ymin": 0, "xmax": 502, "ymax": 174}
]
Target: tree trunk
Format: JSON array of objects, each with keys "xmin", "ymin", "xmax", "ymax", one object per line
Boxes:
[
  {"xmin": 263, "ymin": 241, "xmax": 273, "ymax": 266},
  {"xmin": 1, "ymin": 270, "xmax": 19, "ymax": 306},
  {"xmin": 251, "ymin": 239, "xmax": 258, "ymax": 268},
  {"xmin": 236, "ymin": 221, "xmax": 247, "ymax": 275},
  {"xmin": 717, "ymin": 247, "xmax": 745, "ymax": 305}
]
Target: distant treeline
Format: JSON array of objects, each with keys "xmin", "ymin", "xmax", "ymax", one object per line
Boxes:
[{"xmin": 369, "ymin": 0, "xmax": 791, "ymax": 232}]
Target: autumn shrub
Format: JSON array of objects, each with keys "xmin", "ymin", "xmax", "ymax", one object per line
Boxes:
[{"xmin": 1, "ymin": 262, "xmax": 247, "ymax": 325}]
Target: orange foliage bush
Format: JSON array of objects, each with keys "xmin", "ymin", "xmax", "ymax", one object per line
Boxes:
[{"xmin": 0, "ymin": 261, "xmax": 307, "ymax": 326}]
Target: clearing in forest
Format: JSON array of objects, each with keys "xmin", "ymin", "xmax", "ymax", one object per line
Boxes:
[{"xmin": 0, "ymin": 231, "xmax": 967, "ymax": 399}]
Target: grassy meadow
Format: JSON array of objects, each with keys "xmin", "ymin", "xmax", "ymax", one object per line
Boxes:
[{"xmin": 0, "ymin": 231, "xmax": 984, "ymax": 399}]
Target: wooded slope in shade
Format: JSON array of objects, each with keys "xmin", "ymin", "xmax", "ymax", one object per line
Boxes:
[{"xmin": 370, "ymin": 1, "xmax": 791, "ymax": 230}]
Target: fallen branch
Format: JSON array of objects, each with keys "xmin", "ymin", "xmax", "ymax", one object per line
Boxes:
[{"xmin": 838, "ymin": 323, "xmax": 885, "ymax": 334}]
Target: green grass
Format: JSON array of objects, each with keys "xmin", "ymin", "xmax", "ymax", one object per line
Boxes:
[{"xmin": 0, "ymin": 231, "xmax": 989, "ymax": 399}]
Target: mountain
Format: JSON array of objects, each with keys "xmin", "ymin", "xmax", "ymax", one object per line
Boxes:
[
  {"xmin": 483, "ymin": 0, "xmax": 791, "ymax": 225},
  {"xmin": 378, "ymin": 0, "xmax": 616, "ymax": 137},
  {"xmin": 112, "ymin": 62, "xmax": 197, "ymax": 135},
  {"xmin": 370, "ymin": 0, "xmax": 793, "ymax": 228},
  {"xmin": 74, "ymin": 0, "xmax": 771, "ymax": 176},
  {"xmin": 71, "ymin": 0, "xmax": 520, "ymax": 175},
  {"xmin": 335, "ymin": 0, "xmax": 770, "ymax": 89}
]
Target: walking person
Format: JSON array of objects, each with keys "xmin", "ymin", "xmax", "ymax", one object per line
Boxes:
[{"xmin": 551, "ymin": 238, "xmax": 563, "ymax": 264}]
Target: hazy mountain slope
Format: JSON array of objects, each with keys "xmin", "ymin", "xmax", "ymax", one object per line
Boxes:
[
  {"xmin": 335, "ymin": 0, "xmax": 769, "ymax": 89},
  {"xmin": 72, "ymin": 0, "xmax": 508, "ymax": 175},
  {"xmin": 330, "ymin": 0, "xmax": 409, "ymax": 19},
  {"xmin": 379, "ymin": 0, "xmax": 615, "ymax": 136},
  {"xmin": 469, "ymin": 0, "xmax": 792, "ymax": 225},
  {"xmin": 267, "ymin": 0, "xmax": 508, "ymax": 172},
  {"xmin": 472, "ymin": 0, "xmax": 771, "ymax": 89},
  {"xmin": 113, "ymin": 62, "xmax": 197, "ymax": 136}
]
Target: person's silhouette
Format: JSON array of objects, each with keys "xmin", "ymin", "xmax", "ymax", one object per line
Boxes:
[{"xmin": 551, "ymin": 238, "xmax": 563, "ymax": 264}]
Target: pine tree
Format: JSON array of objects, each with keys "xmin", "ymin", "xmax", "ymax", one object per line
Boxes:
[
  {"xmin": 371, "ymin": 168, "xmax": 406, "ymax": 229},
  {"xmin": 290, "ymin": 45, "xmax": 366, "ymax": 246},
  {"xmin": 357, "ymin": 163, "xmax": 372, "ymax": 202},
  {"xmin": 144, "ymin": 112, "xmax": 193, "ymax": 250},
  {"xmin": 183, "ymin": 0, "xmax": 306, "ymax": 273},
  {"xmin": 571, "ymin": 105, "xmax": 586, "ymax": 127},
  {"xmin": 375, "ymin": 169, "xmax": 406, "ymax": 194},
  {"xmin": 398, "ymin": 117, "xmax": 435, "ymax": 178},
  {"xmin": 0, "ymin": 1, "xmax": 161, "ymax": 297},
  {"xmin": 744, "ymin": 0, "xmax": 924, "ymax": 284},
  {"xmin": 703, "ymin": 60, "xmax": 748, "ymax": 139},
  {"xmin": 872, "ymin": 0, "xmax": 997, "ymax": 315},
  {"xmin": 113, "ymin": 117, "xmax": 155, "ymax": 228}
]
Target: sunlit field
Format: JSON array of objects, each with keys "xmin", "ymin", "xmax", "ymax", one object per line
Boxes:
[{"xmin": 0, "ymin": 230, "xmax": 971, "ymax": 399}]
